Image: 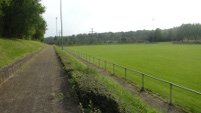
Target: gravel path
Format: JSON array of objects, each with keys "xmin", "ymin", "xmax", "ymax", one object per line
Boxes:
[{"xmin": 0, "ymin": 46, "xmax": 79, "ymax": 113}]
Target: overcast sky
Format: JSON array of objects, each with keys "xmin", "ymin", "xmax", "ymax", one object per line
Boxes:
[{"xmin": 41, "ymin": 0, "xmax": 201, "ymax": 37}]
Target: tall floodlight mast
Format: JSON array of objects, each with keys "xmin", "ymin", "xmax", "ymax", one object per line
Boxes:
[
  {"xmin": 56, "ymin": 17, "xmax": 58, "ymax": 37},
  {"xmin": 152, "ymin": 19, "xmax": 155, "ymax": 42},
  {"xmin": 60, "ymin": 0, "xmax": 63, "ymax": 50}
]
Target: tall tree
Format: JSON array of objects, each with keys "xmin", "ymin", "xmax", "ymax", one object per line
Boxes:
[
  {"xmin": 154, "ymin": 28, "xmax": 162, "ymax": 41},
  {"xmin": 0, "ymin": 0, "xmax": 10, "ymax": 16},
  {"xmin": 0, "ymin": 0, "xmax": 10, "ymax": 36},
  {"xmin": 32, "ymin": 16, "xmax": 47, "ymax": 41},
  {"xmin": 1, "ymin": 0, "xmax": 46, "ymax": 39}
]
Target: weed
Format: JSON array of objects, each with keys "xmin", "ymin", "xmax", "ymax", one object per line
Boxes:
[
  {"xmin": 50, "ymin": 92, "xmax": 56, "ymax": 100},
  {"xmin": 58, "ymin": 93, "xmax": 64, "ymax": 101},
  {"xmin": 79, "ymin": 101, "xmax": 101, "ymax": 113}
]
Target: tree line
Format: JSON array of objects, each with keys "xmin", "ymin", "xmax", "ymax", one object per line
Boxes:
[
  {"xmin": 44, "ymin": 23, "xmax": 201, "ymax": 45},
  {"xmin": 0, "ymin": 0, "xmax": 46, "ymax": 41}
]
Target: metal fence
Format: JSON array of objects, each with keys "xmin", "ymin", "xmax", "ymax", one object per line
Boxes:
[{"xmin": 66, "ymin": 49, "xmax": 201, "ymax": 105}]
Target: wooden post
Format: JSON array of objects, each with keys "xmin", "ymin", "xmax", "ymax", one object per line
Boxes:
[
  {"xmin": 170, "ymin": 83, "xmax": 173, "ymax": 105},
  {"xmin": 141, "ymin": 74, "xmax": 145, "ymax": 91},
  {"xmin": 125, "ymin": 68, "xmax": 127, "ymax": 79},
  {"xmin": 98, "ymin": 59, "xmax": 100, "ymax": 67},
  {"xmin": 89, "ymin": 55, "xmax": 90, "ymax": 62},
  {"xmin": 104, "ymin": 61, "xmax": 106, "ymax": 71},
  {"xmin": 113, "ymin": 64, "xmax": 115, "ymax": 75}
]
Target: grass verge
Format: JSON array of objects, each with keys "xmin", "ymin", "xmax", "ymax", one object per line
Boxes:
[
  {"xmin": 0, "ymin": 38, "xmax": 46, "ymax": 68},
  {"xmin": 54, "ymin": 45, "xmax": 159, "ymax": 113}
]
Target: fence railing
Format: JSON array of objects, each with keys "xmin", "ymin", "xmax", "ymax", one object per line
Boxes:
[{"xmin": 66, "ymin": 48, "xmax": 201, "ymax": 105}]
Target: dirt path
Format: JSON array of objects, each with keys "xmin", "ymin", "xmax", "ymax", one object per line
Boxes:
[
  {"xmin": 67, "ymin": 50, "xmax": 184, "ymax": 113},
  {"xmin": 0, "ymin": 46, "xmax": 79, "ymax": 113}
]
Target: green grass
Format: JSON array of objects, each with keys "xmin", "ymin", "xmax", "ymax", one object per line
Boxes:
[
  {"xmin": 55, "ymin": 45, "xmax": 159, "ymax": 113},
  {"xmin": 0, "ymin": 38, "xmax": 46, "ymax": 68},
  {"xmin": 67, "ymin": 43, "xmax": 201, "ymax": 113}
]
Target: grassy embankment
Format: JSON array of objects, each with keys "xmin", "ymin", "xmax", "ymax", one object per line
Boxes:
[
  {"xmin": 54, "ymin": 45, "xmax": 159, "ymax": 113},
  {"xmin": 67, "ymin": 43, "xmax": 201, "ymax": 113},
  {"xmin": 0, "ymin": 38, "xmax": 46, "ymax": 68}
]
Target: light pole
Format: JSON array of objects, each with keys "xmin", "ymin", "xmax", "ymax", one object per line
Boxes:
[
  {"xmin": 56, "ymin": 17, "xmax": 57, "ymax": 36},
  {"xmin": 60, "ymin": 0, "xmax": 63, "ymax": 50},
  {"xmin": 90, "ymin": 28, "xmax": 94, "ymax": 34},
  {"xmin": 58, "ymin": 30, "xmax": 61, "ymax": 45},
  {"xmin": 152, "ymin": 19, "xmax": 155, "ymax": 42}
]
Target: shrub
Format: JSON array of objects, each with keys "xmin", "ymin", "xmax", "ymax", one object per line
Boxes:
[
  {"xmin": 72, "ymin": 71, "xmax": 120, "ymax": 113},
  {"xmin": 55, "ymin": 46, "xmax": 120, "ymax": 112}
]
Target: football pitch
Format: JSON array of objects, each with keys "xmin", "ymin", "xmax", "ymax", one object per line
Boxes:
[{"xmin": 67, "ymin": 42, "xmax": 201, "ymax": 112}]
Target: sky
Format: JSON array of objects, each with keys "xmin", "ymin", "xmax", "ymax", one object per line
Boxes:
[{"xmin": 41, "ymin": 0, "xmax": 201, "ymax": 37}]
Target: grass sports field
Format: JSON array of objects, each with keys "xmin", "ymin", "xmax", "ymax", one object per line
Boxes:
[{"xmin": 67, "ymin": 42, "xmax": 201, "ymax": 113}]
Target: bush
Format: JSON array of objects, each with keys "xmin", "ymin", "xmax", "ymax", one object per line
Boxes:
[
  {"xmin": 55, "ymin": 46, "xmax": 120, "ymax": 112},
  {"xmin": 72, "ymin": 71, "xmax": 120, "ymax": 113}
]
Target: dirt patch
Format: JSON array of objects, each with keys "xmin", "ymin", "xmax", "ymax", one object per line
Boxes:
[
  {"xmin": 0, "ymin": 46, "xmax": 79, "ymax": 113},
  {"xmin": 68, "ymin": 50, "xmax": 185, "ymax": 113}
]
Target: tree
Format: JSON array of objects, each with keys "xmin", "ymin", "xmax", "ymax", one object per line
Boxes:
[
  {"xmin": 1, "ymin": 0, "xmax": 46, "ymax": 39},
  {"xmin": 0, "ymin": 0, "xmax": 10, "ymax": 16},
  {"xmin": 47, "ymin": 23, "xmax": 201, "ymax": 45},
  {"xmin": 154, "ymin": 28, "xmax": 162, "ymax": 42},
  {"xmin": 32, "ymin": 16, "xmax": 47, "ymax": 41},
  {"xmin": 121, "ymin": 37, "xmax": 127, "ymax": 43},
  {"xmin": 0, "ymin": 0, "xmax": 10, "ymax": 36},
  {"xmin": 175, "ymin": 23, "xmax": 201, "ymax": 42}
]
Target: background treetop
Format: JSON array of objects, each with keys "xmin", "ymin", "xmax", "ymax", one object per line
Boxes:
[{"xmin": 0, "ymin": 0, "xmax": 46, "ymax": 41}]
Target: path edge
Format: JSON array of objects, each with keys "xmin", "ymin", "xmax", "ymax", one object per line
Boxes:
[{"xmin": 0, "ymin": 46, "xmax": 46, "ymax": 85}]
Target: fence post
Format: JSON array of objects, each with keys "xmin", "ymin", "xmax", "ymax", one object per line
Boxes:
[
  {"xmin": 93, "ymin": 57, "xmax": 94, "ymax": 64},
  {"xmin": 141, "ymin": 74, "xmax": 145, "ymax": 91},
  {"xmin": 89, "ymin": 55, "xmax": 90, "ymax": 62},
  {"xmin": 104, "ymin": 61, "xmax": 106, "ymax": 71},
  {"xmin": 113, "ymin": 64, "xmax": 115, "ymax": 75},
  {"xmin": 98, "ymin": 59, "xmax": 100, "ymax": 67},
  {"xmin": 125, "ymin": 67, "xmax": 127, "ymax": 79},
  {"xmin": 170, "ymin": 83, "xmax": 173, "ymax": 105}
]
